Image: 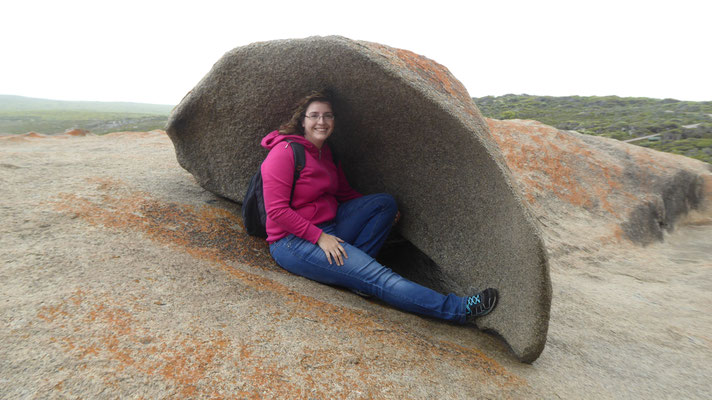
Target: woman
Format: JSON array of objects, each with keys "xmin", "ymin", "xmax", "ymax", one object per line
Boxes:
[{"xmin": 261, "ymin": 91, "xmax": 498, "ymax": 324}]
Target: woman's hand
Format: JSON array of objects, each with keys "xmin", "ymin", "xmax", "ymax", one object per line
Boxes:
[
  {"xmin": 393, "ymin": 210, "xmax": 401, "ymax": 226},
  {"xmin": 317, "ymin": 232, "xmax": 348, "ymax": 266}
]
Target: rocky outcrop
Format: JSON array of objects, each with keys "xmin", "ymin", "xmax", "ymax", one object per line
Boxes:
[
  {"xmin": 166, "ymin": 36, "xmax": 551, "ymax": 362},
  {"xmin": 486, "ymin": 118, "xmax": 712, "ymax": 254},
  {"xmin": 63, "ymin": 128, "xmax": 91, "ymax": 136}
]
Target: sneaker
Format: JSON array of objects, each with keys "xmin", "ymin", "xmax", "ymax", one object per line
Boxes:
[{"xmin": 465, "ymin": 288, "xmax": 498, "ymax": 321}]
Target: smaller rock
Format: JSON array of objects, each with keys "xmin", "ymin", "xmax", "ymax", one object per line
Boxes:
[{"xmin": 63, "ymin": 129, "xmax": 91, "ymax": 136}]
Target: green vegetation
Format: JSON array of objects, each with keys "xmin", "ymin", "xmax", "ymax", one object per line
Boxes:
[
  {"xmin": 637, "ymin": 137, "xmax": 712, "ymax": 162},
  {"xmin": 0, "ymin": 95, "xmax": 173, "ymax": 114},
  {"xmin": 0, "ymin": 95, "xmax": 172, "ymax": 134},
  {"xmin": 4, "ymin": 93, "xmax": 712, "ymax": 164},
  {"xmin": 473, "ymin": 94, "xmax": 712, "ymax": 164}
]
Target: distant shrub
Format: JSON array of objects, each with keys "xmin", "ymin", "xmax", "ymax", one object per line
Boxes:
[{"xmin": 500, "ymin": 110, "xmax": 517, "ymax": 119}]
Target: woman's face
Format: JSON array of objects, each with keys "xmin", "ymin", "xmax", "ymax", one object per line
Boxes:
[{"xmin": 302, "ymin": 101, "xmax": 334, "ymax": 148}]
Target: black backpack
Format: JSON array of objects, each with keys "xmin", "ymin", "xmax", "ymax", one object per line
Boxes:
[{"xmin": 241, "ymin": 140, "xmax": 306, "ymax": 238}]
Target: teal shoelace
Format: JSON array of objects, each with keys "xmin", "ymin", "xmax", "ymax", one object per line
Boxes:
[{"xmin": 466, "ymin": 294, "xmax": 481, "ymax": 315}]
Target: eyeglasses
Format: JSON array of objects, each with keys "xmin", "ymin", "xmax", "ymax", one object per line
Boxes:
[{"xmin": 304, "ymin": 113, "xmax": 335, "ymax": 121}]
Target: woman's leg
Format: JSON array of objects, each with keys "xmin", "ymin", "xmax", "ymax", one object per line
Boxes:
[
  {"xmin": 270, "ymin": 228, "xmax": 467, "ymax": 324},
  {"xmin": 335, "ymin": 193, "xmax": 398, "ymax": 257}
]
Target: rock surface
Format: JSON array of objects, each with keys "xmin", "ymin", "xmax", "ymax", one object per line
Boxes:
[
  {"xmin": 2, "ymin": 126, "xmax": 711, "ymax": 398},
  {"xmin": 166, "ymin": 36, "xmax": 550, "ymax": 362},
  {"xmin": 486, "ymin": 118, "xmax": 712, "ymax": 255}
]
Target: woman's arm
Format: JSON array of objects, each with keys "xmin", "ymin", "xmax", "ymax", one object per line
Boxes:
[{"xmin": 261, "ymin": 144, "xmax": 323, "ymax": 243}]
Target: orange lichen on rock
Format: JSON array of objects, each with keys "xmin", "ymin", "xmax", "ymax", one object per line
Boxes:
[
  {"xmin": 53, "ymin": 178, "xmax": 275, "ymax": 270},
  {"xmin": 363, "ymin": 42, "xmax": 473, "ymax": 106},
  {"xmin": 487, "ymin": 118, "xmax": 622, "ymax": 214},
  {"xmin": 37, "ymin": 303, "xmax": 70, "ymax": 322},
  {"xmin": 36, "ymin": 289, "xmax": 231, "ymax": 398},
  {"xmin": 63, "ymin": 129, "xmax": 91, "ymax": 136},
  {"xmin": 486, "ymin": 117, "xmax": 712, "ymax": 250},
  {"xmin": 0, "ymin": 131, "xmax": 47, "ymax": 141},
  {"xmin": 45, "ymin": 177, "xmax": 525, "ymax": 396}
]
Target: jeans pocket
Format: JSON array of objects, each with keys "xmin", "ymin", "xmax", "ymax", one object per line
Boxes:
[
  {"xmin": 270, "ymin": 235, "xmax": 292, "ymax": 255},
  {"xmin": 284, "ymin": 234, "xmax": 297, "ymax": 248}
]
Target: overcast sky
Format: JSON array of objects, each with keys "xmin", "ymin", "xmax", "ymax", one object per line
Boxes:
[{"xmin": 2, "ymin": 0, "xmax": 710, "ymax": 105}]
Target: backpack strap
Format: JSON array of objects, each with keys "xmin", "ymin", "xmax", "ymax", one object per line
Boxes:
[{"xmin": 285, "ymin": 140, "xmax": 305, "ymax": 207}]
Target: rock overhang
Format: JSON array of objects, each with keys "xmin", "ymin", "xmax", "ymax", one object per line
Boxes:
[{"xmin": 166, "ymin": 35, "xmax": 551, "ymax": 363}]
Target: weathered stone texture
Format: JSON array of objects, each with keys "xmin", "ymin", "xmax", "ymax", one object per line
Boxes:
[
  {"xmin": 486, "ymin": 118, "xmax": 712, "ymax": 251},
  {"xmin": 166, "ymin": 36, "xmax": 551, "ymax": 362}
]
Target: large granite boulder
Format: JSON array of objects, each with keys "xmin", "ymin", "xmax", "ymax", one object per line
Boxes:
[{"xmin": 166, "ymin": 36, "xmax": 551, "ymax": 363}]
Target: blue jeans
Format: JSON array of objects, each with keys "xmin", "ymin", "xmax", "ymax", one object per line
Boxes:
[{"xmin": 269, "ymin": 193, "xmax": 467, "ymax": 323}]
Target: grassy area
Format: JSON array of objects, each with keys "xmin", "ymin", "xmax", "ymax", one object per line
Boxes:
[
  {"xmin": 0, "ymin": 95, "xmax": 173, "ymax": 114},
  {"xmin": 0, "ymin": 95, "xmax": 172, "ymax": 134},
  {"xmin": 4, "ymin": 93, "xmax": 712, "ymax": 164},
  {"xmin": 637, "ymin": 137, "xmax": 712, "ymax": 163},
  {"xmin": 473, "ymin": 94, "xmax": 712, "ymax": 163}
]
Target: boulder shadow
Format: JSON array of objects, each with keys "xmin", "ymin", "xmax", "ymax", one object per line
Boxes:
[{"xmin": 377, "ymin": 232, "xmax": 459, "ymax": 295}]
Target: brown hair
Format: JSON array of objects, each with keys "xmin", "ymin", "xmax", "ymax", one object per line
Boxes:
[{"xmin": 278, "ymin": 90, "xmax": 335, "ymax": 136}]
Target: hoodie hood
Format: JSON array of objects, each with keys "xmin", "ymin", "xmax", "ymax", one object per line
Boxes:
[
  {"xmin": 261, "ymin": 130, "xmax": 327, "ymax": 158},
  {"xmin": 261, "ymin": 130, "xmax": 311, "ymax": 149}
]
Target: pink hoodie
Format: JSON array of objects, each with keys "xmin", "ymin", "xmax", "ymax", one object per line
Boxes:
[{"xmin": 260, "ymin": 130, "xmax": 362, "ymax": 243}]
